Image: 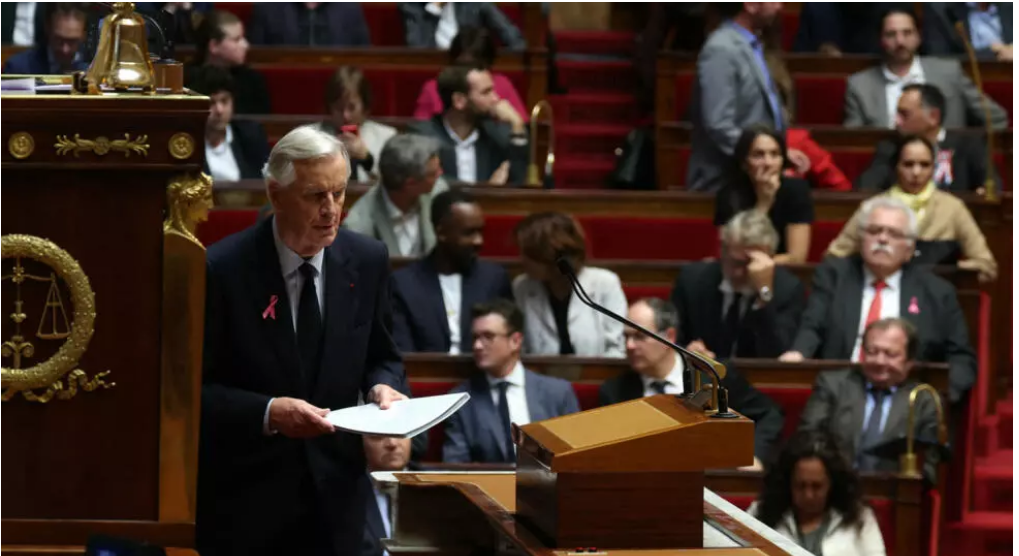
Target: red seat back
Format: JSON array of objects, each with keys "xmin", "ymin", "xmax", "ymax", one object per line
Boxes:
[
  {"xmin": 572, "ymin": 383, "xmax": 601, "ymax": 411},
  {"xmin": 580, "ymin": 216, "xmax": 719, "ymax": 260},
  {"xmin": 793, "ymin": 75, "xmax": 848, "ymax": 125},
  {"xmin": 198, "ymin": 209, "xmax": 260, "ymax": 246},
  {"xmin": 410, "ymin": 380, "xmax": 457, "ymax": 461},
  {"xmin": 757, "ymin": 387, "xmax": 812, "ymax": 440}
]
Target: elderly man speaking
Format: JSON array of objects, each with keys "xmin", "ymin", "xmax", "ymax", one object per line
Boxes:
[{"xmin": 197, "ymin": 126, "xmax": 409, "ymax": 556}]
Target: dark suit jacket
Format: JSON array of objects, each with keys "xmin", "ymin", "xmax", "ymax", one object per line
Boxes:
[
  {"xmin": 670, "ymin": 261, "xmax": 805, "ymax": 359},
  {"xmin": 185, "ymin": 64, "xmax": 272, "ymax": 115},
  {"xmin": 854, "ymin": 131, "xmax": 1001, "ymax": 193},
  {"xmin": 392, "ymin": 254, "xmax": 513, "ymax": 353},
  {"xmin": 597, "ymin": 362, "xmax": 785, "ymax": 463},
  {"xmin": 791, "ymin": 256, "xmax": 976, "ymax": 402},
  {"xmin": 197, "ymin": 218, "xmax": 407, "ymax": 555},
  {"xmin": 799, "ymin": 368, "xmax": 942, "ymax": 481},
  {"xmin": 443, "ymin": 369, "xmax": 580, "ymax": 463},
  {"xmin": 1, "ymin": 46, "xmax": 87, "ymax": 74},
  {"xmin": 792, "ymin": 2, "xmax": 915, "ymax": 55},
  {"xmin": 923, "ymin": 3, "xmax": 1013, "ymax": 59},
  {"xmin": 247, "ymin": 2, "xmax": 370, "ymax": 46},
  {"xmin": 408, "ymin": 116, "xmax": 529, "ymax": 186},
  {"xmin": 202, "ymin": 120, "xmax": 270, "ymax": 180},
  {"xmin": 399, "ymin": 2, "xmax": 525, "ymax": 50}
]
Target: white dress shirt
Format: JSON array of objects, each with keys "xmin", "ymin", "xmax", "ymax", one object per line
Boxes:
[
  {"xmin": 881, "ymin": 57, "xmax": 925, "ymax": 129},
  {"xmin": 640, "ymin": 355, "xmax": 687, "ymax": 397},
  {"xmin": 486, "ymin": 361, "xmax": 531, "ymax": 429},
  {"xmin": 444, "ymin": 119, "xmax": 479, "ymax": 183},
  {"xmin": 12, "ymin": 3, "xmax": 37, "ymax": 46},
  {"xmin": 381, "ymin": 188, "xmax": 422, "ymax": 256},
  {"xmin": 426, "ymin": 2, "xmax": 459, "ymax": 50},
  {"xmin": 437, "ymin": 273, "xmax": 463, "ymax": 354},
  {"xmin": 851, "ymin": 269, "xmax": 903, "ymax": 360},
  {"xmin": 205, "ymin": 126, "xmax": 241, "ymax": 182}
]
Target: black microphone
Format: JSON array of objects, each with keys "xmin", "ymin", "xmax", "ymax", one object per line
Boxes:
[{"xmin": 554, "ymin": 254, "xmax": 737, "ymax": 418}]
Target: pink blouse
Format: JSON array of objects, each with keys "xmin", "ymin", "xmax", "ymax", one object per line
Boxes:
[{"xmin": 413, "ymin": 72, "xmax": 529, "ymax": 121}]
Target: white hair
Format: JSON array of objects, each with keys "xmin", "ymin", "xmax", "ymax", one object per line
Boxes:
[
  {"xmin": 262, "ymin": 125, "xmax": 350, "ymax": 187},
  {"xmin": 720, "ymin": 210, "xmax": 780, "ymax": 253},
  {"xmin": 858, "ymin": 196, "xmax": 919, "ymax": 241}
]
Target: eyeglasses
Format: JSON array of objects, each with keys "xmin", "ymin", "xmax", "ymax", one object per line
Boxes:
[
  {"xmin": 862, "ymin": 225, "xmax": 912, "ymax": 241},
  {"xmin": 472, "ymin": 331, "xmax": 511, "ymax": 344}
]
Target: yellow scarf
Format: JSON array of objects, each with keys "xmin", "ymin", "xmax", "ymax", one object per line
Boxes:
[{"xmin": 888, "ymin": 181, "xmax": 936, "ymax": 224}]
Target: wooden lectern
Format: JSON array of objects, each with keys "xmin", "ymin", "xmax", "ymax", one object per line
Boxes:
[{"xmin": 1, "ymin": 82, "xmax": 209, "ymax": 555}]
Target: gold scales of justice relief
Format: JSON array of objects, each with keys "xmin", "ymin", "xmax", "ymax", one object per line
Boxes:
[{"xmin": 1, "ymin": 235, "xmax": 114, "ymax": 403}]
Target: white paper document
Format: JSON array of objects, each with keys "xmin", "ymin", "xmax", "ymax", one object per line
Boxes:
[{"xmin": 326, "ymin": 393, "xmax": 470, "ymax": 438}]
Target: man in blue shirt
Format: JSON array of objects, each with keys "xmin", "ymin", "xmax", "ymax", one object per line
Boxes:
[
  {"xmin": 923, "ymin": 2, "xmax": 1013, "ymax": 61},
  {"xmin": 2, "ymin": 3, "xmax": 88, "ymax": 75}
]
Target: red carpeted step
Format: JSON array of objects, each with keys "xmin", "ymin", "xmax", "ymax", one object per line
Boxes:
[
  {"xmin": 972, "ymin": 450, "xmax": 1013, "ymax": 512},
  {"xmin": 944, "ymin": 512, "xmax": 1013, "ymax": 556},
  {"xmin": 996, "ymin": 399, "xmax": 1012, "ymax": 449},
  {"xmin": 555, "ymin": 30, "xmax": 636, "ymax": 57},
  {"xmin": 556, "ymin": 123, "xmax": 632, "ymax": 157},
  {"xmin": 550, "ymin": 93, "xmax": 641, "ymax": 125},
  {"xmin": 557, "ymin": 60, "xmax": 635, "ymax": 93},
  {"xmin": 552, "ymin": 157, "xmax": 617, "ymax": 189}
]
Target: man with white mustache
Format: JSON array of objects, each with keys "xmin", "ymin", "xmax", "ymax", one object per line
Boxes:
[{"xmin": 779, "ymin": 196, "xmax": 976, "ymax": 404}]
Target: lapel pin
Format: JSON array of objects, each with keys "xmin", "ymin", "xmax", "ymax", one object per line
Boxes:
[
  {"xmin": 908, "ymin": 297, "xmax": 920, "ymax": 315},
  {"xmin": 263, "ymin": 295, "xmax": 278, "ymax": 320}
]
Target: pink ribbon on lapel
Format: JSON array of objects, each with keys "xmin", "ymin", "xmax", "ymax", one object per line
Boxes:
[
  {"xmin": 908, "ymin": 296, "xmax": 920, "ymax": 315},
  {"xmin": 263, "ymin": 295, "xmax": 279, "ymax": 320}
]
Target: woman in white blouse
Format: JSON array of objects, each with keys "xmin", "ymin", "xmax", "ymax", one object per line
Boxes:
[{"xmin": 512, "ymin": 212, "xmax": 627, "ymax": 358}]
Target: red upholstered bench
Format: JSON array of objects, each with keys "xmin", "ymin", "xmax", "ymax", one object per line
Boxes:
[
  {"xmin": 410, "ymin": 380, "xmax": 457, "ymax": 461},
  {"xmin": 573, "ymin": 382, "xmax": 602, "ymax": 410},
  {"xmin": 623, "ymin": 286, "xmax": 671, "ymax": 303},
  {"xmin": 197, "ymin": 209, "xmax": 259, "ymax": 247},
  {"xmin": 756, "ymin": 387, "xmax": 812, "ymax": 440}
]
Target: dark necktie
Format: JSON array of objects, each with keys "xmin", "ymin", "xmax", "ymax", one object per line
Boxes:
[
  {"xmin": 495, "ymin": 381, "xmax": 515, "ymax": 461},
  {"xmin": 650, "ymin": 380, "xmax": 669, "ymax": 395},
  {"xmin": 297, "ymin": 262, "xmax": 323, "ymax": 381},
  {"xmin": 857, "ymin": 389, "xmax": 888, "ymax": 471},
  {"xmin": 718, "ymin": 293, "xmax": 744, "ymax": 359}
]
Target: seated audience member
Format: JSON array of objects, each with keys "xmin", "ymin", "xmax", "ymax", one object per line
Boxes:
[
  {"xmin": 856, "ymin": 83, "xmax": 1001, "ymax": 194},
  {"xmin": 831, "ymin": 135, "xmax": 998, "ymax": 282},
  {"xmin": 2, "ymin": 3, "xmax": 87, "ymax": 75},
  {"xmin": 362, "ymin": 434, "xmax": 416, "ymax": 556},
  {"xmin": 343, "ymin": 134, "xmax": 449, "ymax": 257},
  {"xmin": 793, "ymin": 2, "xmax": 911, "ymax": 56},
  {"xmin": 408, "ymin": 65, "xmax": 529, "ymax": 186},
  {"xmin": 315, "ymin": 66, "xmax": 397, "ymax": 183},
  {"xmin": 188, "ymin": 10, "xmax": 270, "ymax": 115},
  {"xmin": 923, "ymin": 2, "xmax": 1012, "ymax": 61},
  {"xmin": 247, "ymin": 2, "xmax": 370, "ymax": 46},
  {"xmin": 392, "ymin": 189, "xmax": 513, "ymax": 354},
  {"xmin": 187, "ymin": 65, "xmax": 269, "ymax": 182},
  {"xmin": 780, "ymin": 196, "xmax": 977, "ymax": 404},
  {"xmin": 513, "ymin": 212, "xmax": 627, "ymax": 358},
  {"xmin": 844, "ymin": 9, "xmax": 1008, "ymax": 130},
  {"xmin": 799, "ymin": 318, "xmax": 944, "ymax": 481},
  {"xmin": 443, "ymin": 300, "xmax": 580, "ymax": 464},
  {"xmin": 748, "ymin": 430, "xmax": 886, "ymax": 556},
  {"xmin": 399, "ymin": 2, "xmax": 524, "ymax": 50},
  {"xmin": 599, "ymin": 298, "xmax": 785, "ymax": 468},
  {"xmin": 715, "ymin": 125, "xmax": 815, "ymax": 264},
  {"xmin": 413, "ymin": 26, "xmax": 527, "ymax": 121},
  {"xmin": 672, "ymin": 211, "xmax": 805, "ymax": 360}
]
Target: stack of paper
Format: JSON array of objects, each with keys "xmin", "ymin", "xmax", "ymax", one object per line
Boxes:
[{"xmin": 326, "ymin": 393, "xmax": 470, "ymax": 438}]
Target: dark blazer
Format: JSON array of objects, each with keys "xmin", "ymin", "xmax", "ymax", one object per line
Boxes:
[
  {"xmin": 185, "ymin": 64, "xmax": 272, "ymax": 115},
  {"xmin": 443, "ymin": 369, "xmax": 580, "ymax": 463},
  {"xmin": 197, "ymin": 218, "xmax": 408, "ymax": 555},
  {"xmin": 247, "ymin": 2, "xmax": 371, "ymax": 46},
  {"xmin": 799, "ymin": 368, "xmax": 942, "ymax": 481},
  {"xmin": 791, "ymin": 255, "xmax": 977, "ymax": 402},
  {"xmin": 597, "ymin": 362, "xmax": 785, "ymax": 463},
  {"xmin": 392, "ymin": 254, "xmax": 513, "ymax": 353},
  {"xmin": 1, "ymin": 46, "xmax": 87, "ymax": 74},
  {"xmin": 408, "ymin": 116, "xmax": 529, "ymax": 186},
  {"xmin": 923, "ymin": 3, "xmax": 1013, "ymax": 59},
  {"xmin": 854, "ymin": 131, "xmax": 1001, "ymax": 193},
  {"xmin": 202, "ymin": 120, "xmax": 270, "ymax": 180},
  {"xmin": 670, "ymin": 261, "xmax": 805, "ymax": 359},
  {"xmin": 399, "ymin": 2, "xmax": 525, "ymax": 50}
]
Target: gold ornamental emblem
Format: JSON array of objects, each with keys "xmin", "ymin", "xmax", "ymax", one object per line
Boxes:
[
  {"xmin": 168, "ymin": 132, "xmax": 196, "ymax": 160},
  {"xmin": 1, "ymin": 235, "xmax": 114, "ymax": 403},
  {"xmin": 54, "ymin": 133, "xmax": 149, "ymax": 158},
  {"xmin": 8, "ymin": 132, "xmax": 35, "ymax": 159}
]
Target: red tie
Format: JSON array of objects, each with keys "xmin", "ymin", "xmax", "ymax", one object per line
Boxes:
[{"xmin": 860, "ymin": 280, "xmax": 887, "ymax": 360}]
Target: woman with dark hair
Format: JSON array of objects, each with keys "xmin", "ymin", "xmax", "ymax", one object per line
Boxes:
[
  {"xmin": 412, "ymin": 26, "xmax": 527, "ymax": 121},
  {"xmin": 715, "ymin": 124, "xmax": 815, "ymax": 264},
  {"xmin": 748, "ymin": 431, "xmax": 886, "ymax": 556},
  {"xmin": 826, "ymin": 135, "xmax": 997, "ymax": 282},
  {"xmin": 512, "ymin": 212, "xmax": 626, "ymax": 357},
  {"xmin": 187, "ymin": 10, "xmax": 270, "ymax": 115}
]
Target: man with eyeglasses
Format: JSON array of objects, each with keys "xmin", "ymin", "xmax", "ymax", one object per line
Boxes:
[
  {"xmin": 442, "ymin": 299, "xmax": 580, "ymax": 464},
  {"xmin": 780, "ymin": 196, "xmax": 975, "ymax": 403}
]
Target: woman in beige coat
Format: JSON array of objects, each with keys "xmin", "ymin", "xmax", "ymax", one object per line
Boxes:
[{"xmin": 827, "ymin": 135, "xmax": 997, "ymax": 282}]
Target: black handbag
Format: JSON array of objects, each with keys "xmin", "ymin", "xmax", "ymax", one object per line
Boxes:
[{"xmin": 608, "ymin": 126, "xmax": 656, "ymax": 190}]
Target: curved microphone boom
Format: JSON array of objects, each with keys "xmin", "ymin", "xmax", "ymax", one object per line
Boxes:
[{"xmin": 554, "ymin": 255, "xmax": 737, "ymax": 418}]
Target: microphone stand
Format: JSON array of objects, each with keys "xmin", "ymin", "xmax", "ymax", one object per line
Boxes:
[
  {"xmin": 953, "ymin": 21, "xmax": 997, "ymax": 202},
  {"xmin": 555, "ymin": 257, "xmax": 738, "ymax": 418}
]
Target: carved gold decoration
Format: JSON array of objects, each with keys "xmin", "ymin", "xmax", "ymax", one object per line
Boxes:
[
  {"xmin": 8, "ymin": 132, "xmax": 35, "ymax": 159},
  {"xmin": 54, "ymin": 133, "xmax": 150, "ymax": 158},
  {"xmin": 1, "ymin": 235, "xmax": 114, "ymax": 402},
  {"xmin": 164, "ymin": 173, "xmax": 214, "ymax": 248},
  {"xmin": 168, "ymin": 132, "xmax": 196, "ymax": 160}
]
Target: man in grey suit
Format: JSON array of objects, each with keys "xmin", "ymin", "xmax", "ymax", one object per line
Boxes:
[
  {"xmin": 799, "ymin": 318, "xmax": 943, "ymax": 481},
  {"xmin": 342, "ymin": 134, "xmax": 449, "ymax": 257},
  {"xmin": 443, "ymin": 299, "xmax": 581, "ymax": 464},
  {"xmin": 844, "ymin": 9, "xmax": 1008, "ymax": 130},
  {"xmin": 687, "ymin": 2, "xmax": 784, "ymax": 192}
]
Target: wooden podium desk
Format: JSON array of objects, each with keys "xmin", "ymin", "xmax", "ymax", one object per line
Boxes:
[{"xmin": 375, "ymin": 471, "xmax": 811, "ymax": 556}]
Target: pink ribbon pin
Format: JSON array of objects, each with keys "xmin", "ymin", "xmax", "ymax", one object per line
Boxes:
[
  {"xmin": 263, "ymin": 295, "xmax": 279, "ymax": 320},
  {"xmin": 908, "ymin": 296, "xmax": 920, "ymax": 315}
]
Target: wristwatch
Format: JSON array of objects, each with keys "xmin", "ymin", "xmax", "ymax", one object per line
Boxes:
[{"xmin": 757, "ymin": 286, "xmax": 773, "ymax": 303}]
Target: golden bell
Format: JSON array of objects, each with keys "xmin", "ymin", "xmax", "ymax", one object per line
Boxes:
[{"xmin": 83, "ymin": 3, "xmax": 155, "ymax": 94}]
